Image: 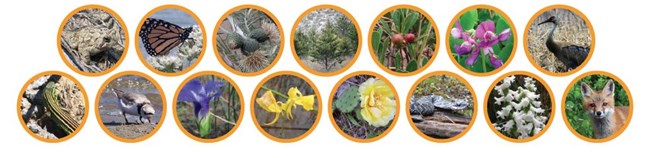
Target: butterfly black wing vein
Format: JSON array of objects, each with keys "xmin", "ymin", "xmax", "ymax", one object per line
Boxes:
[{"xmin": 139, "ymin": 18, "xmax": 193, "ymax": 56}]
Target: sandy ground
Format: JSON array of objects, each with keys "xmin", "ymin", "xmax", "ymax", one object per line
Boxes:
[
  {"xmin": 99, "ymin": 101, "xmax": 162, "ymax": 139},
  {"xmin": 527, "ymin": 9, "xmax": 591, "ymax": 73}
]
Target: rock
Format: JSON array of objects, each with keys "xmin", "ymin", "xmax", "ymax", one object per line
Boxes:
[
  {"xmin": 27, "ymin": 121, "xmax": 40, "ymax": 133},
  {"xmin": 24, "ymin": 76, "xmax": 49, "ymax": 100},
  {"xmin": 20, "ymin": 98, "xmax": 32, "ymax": 115},
  {"xmin": 27, "ymin": 120, "xmax": 57, "ymax": 139}
]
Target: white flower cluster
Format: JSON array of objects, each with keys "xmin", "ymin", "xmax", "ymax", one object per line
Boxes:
[
  {"xmin": 149, "ymin": 25, "xmax": 202, "ymax": 72},
  {"xmin": 492, "ymin": 76, "xmax": 548, "ymax": 139}
]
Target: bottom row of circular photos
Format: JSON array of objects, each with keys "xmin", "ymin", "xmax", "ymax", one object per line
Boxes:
[{"xmin": 18, "ymin": 70, "xmax": 633, "ymax": 143}]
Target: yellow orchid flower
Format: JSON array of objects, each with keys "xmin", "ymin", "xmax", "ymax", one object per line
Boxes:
[
  {"xmin": 256, "ymin": 87, "xmax": 315, "ymax": 125},
  {"xmin": 358, "ymin": 78, "xmax": 396, "ymax": 127},
  {"xmin": 288, "ymin": 87, "xmax": 315, "ymax": 110},
  {"xmin": 285, "ymin": 87, "xmax": 315, "ymax": 119},
  {"xmin": 256, "ymin": 90, "xmax": 282, "ymax": 125}
]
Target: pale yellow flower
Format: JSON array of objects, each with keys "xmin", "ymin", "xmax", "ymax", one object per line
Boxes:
[{"xmin": 358, "ymin": 78, "xmax": 396, "ymax": 127}]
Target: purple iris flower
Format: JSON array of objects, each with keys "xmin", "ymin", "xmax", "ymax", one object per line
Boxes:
[{"xmin": 178, "ymin": 79, "xmax": 223, "ymax": 122}]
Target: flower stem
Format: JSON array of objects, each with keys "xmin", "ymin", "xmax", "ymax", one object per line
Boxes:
[
  {"xmin": 261, "ymin": 86, "xmax": 289, "ymax": 99},
  {"xmin": 482, "ymin": 53, "xmax": 487, "ymax": 72},
  {"xmin": 209, "ymin": 112, "xmax": 236, "ymax": 125}
]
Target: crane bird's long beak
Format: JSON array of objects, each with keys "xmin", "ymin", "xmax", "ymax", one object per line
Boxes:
[{"xmin": 538, "ymin": 16, "xmax": 556, "ymax": 25}]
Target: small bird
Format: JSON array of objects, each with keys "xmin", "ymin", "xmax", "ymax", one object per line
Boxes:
[
  {"xmin": 111, "ymin": 88, "xmax": 155, "ymax": 124},
  {"xmin": 537, "ymin": 16, "xmax": 590, "ymax": 70}
]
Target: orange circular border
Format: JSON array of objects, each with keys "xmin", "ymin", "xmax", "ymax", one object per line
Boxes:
[
  {"xmin": 561, "ymin": 71, "xmax": 633, "ymax": 143},
  {"xmin": 213, "ymin": 5, "xmax": 285, "ymax": 76},
  {"xmin": 17, "ymin": 71, "xmax": 89, "ymax": 143},
  {"xmin": 483, "ymin": 71, "xmax": 555, "ymax": 143},
  {"xmin": 524, "ymin": 4, "xmax": 595, "ymax": 76},
  {"xmin": 405, "ymin": 71, "xmax": 478, "ymax": 142},
  {"xmin": 328, "ymin": 71, "xmax": 401, "ymax": 142},
  {"xmin": 445, "ymin": 5, "xmax": 518, "ymax": 77},
  {"xmin": 94, "ymin": 71, "xmax": 167, "ymax": 143},
  {"xmin": 134, "ymin": 4, "xmax": 208, "ymax": 77},
  {"xmin": 290, "ymin": 5, "xmax": 362, "ymax": 76},
  {"xmin": 250, "ymin": 71, "xmax": 322, "ymax": 142},
  {"xmin": 367, "ymin": 5, "xmax": 440, "ymax": 77},
  {"xmin": 56, "ymin": 5, "xmax": 129, "ymax": 77},
  {"xmin": 172, "ymin": 71, "xmax": 245, "ymax": 143}
]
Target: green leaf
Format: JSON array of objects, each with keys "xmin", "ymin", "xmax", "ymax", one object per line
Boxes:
[
  {"xmin": 355, "ymin": 108, "xmax": 364, "ymax": 122},
  {"xmin": 379, "ymin": 41, "xmax": 388, "ymax": 64},
  {"xmin": 334, "ymin": 87, "xmax": 360, "ymax": 113},
  {"xmin": 477, "ymin": 9, "xmax": 491, "ymax": 22},
  {"xmin": 406, "ymin": 60, "xmax": 418, "ymax": 72},
  {"xmin": 566, "ymin": 101, "xmax": 575, "ymax": 109},
  {"xmin": 468, "ymin": 54, "xmax": 487, "ymax": 72},
  {"xmin": 499, "ymin": 43, "xmax": 513, "ymax": 61},
  {"xmin": 421, "ymin": 57, "xmax": 429, "ymax": 66},
  {"xmin": 395, "ymin": 52, "xmax": 402, "ymax": 70},
  {"xmin": 404, "ymin": 12, "xmax": 418, "ymax": 33},
  {"xmin": 372, "ymin": 31, "xmax": 381, "ymax": 51},
  {"xmin": 391, "ymin": 10, "xmax": 402, "ymax": 32},
  {"xmin": 408, "ymin": 43, "xmax": 417, "ymax": 60},
  {"xmin": 459, "ymin": 9, "xmax": 478, "ymax": 30},
  {"xmin": 199, "ymin": 114, "xmax": 212, "ymax": 138},
  {"xmin": 495, "ymin": 16, "xmax": 510, "ymax": 34},
  {"xmin": 347, "ymin": 114, "xmax": 360, "ymax": 126}
]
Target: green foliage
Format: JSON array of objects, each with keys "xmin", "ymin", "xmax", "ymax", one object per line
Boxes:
[
  {"xmin": 334, "ymin": 87, "xmax": 359, "ymax": 113},
  {"xmin": 565, "ymin": 75, "xmax": 629, "ymax": 138},
  {"xmin": 294, "ymin": 14, "xmax": 358, "ymax": 71},
  {"xmin": 372, "ymin": 8, "xmax": 436, "ymax": 73},
  {"xmin": 459, "ymin": 9, "xmax": 478, "ymax": 30},
  {"xmin": 198, "ymin": 110, "xmax": 212, "ymax": 138}
]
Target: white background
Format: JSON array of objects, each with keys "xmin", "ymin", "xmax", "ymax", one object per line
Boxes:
[{"xmin": 2, "ymin": 0, "xmax": 646, "ymax": 157}]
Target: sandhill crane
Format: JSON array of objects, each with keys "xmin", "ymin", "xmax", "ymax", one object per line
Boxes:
[{"xmin": 538, "ymin": 16, "xmax": 589, "ymax": 70}]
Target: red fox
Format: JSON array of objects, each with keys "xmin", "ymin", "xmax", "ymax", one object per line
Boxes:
[{"xmin": 580, "ymin": 79, "xmax": 629, "ymax": 139}]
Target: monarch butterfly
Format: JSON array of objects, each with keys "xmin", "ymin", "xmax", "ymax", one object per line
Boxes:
[{"xmin": 139, "ymin": 18, "xmax": 193, "ymax": 56}]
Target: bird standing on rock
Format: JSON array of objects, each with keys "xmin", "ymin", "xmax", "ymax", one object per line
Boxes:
[
  {"xmin": 111, "ymin": 88, "xmax": 156, "ymax": 124},
  {"xmin": 537, "ymin": 16, "xmax": 590, "ymax": 70}
]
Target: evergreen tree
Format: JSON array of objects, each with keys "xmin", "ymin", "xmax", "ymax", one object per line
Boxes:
[{"xmin": 310, "ymin": 20, "xmax": 349, "ymax": 71}]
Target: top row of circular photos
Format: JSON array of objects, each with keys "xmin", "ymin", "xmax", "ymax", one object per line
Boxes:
[{"xmin": 57, "ymin": 4, "xmax": 594, "ymax": 77}]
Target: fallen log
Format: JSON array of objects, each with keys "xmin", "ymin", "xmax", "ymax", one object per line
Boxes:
[{"xmin": 415, "ymin": 120, "xmax": 468, "ymax": 138}]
